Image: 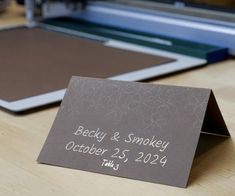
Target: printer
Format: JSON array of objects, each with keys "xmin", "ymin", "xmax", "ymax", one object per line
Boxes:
[{"xmin": 24, "ymin": 0, "xmax": 235, "ymax": 54}]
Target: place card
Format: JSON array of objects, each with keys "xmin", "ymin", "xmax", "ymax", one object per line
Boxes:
[{"xmin": 38, "ymin": 76, "xmax": 229, "ymax": 188}]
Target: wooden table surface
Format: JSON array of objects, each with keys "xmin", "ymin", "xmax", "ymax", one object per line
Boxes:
[{"xmin": 0, "ymin": 2, "xmax": 235, "ymax": 196}]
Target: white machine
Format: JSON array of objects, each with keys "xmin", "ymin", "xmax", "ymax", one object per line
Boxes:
[{"xmin": 25, "ymin": 0, "xmax": 235, "ymax": 54}]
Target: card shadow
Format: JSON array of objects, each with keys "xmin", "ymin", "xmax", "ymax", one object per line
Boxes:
[{"xmin": 187, "ymin": 133, "xmax": 231, "ymax": 186}]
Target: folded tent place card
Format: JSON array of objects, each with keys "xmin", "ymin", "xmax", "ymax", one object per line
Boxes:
[{"xmin": 38, "ymin": 76, "xmax": 230, "ymax": 188}]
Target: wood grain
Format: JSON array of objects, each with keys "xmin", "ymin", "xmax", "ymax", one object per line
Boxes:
[
  {"xmin": 0, "ymin": 1, "xmax": 26, "ymax": 27},
  {"xmin": 0, "ymin": 3, "xmax": 235, "ymax": 196}
]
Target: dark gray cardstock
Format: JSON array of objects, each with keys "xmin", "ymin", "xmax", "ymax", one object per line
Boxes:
[{"xmin": 38, "ymin": 76, "xmax": 230, "ymax": 188}]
